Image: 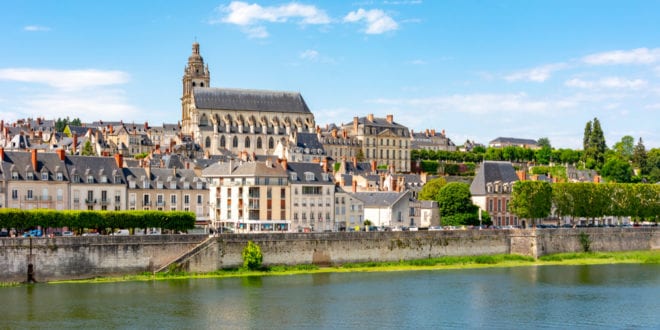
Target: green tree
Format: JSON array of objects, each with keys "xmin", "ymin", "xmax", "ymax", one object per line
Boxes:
[
  {"xmin": 600, "ymin": 158, "xmax": 633, "ymax": 183},
  {"xmin": 537, "ymin": 137, "xmax": 551, "ymax": 149},
  {"xmin": 583, "ymin": 120, "xmax": 592, "ymax": 151},
  {"xmin": 535, "ymin": 146, "xmax": 552, "ymax": 165},
  {"xmin": 437, "ymin": 182, "xmax": 476, "ymax": 218},
  {"xmin": 589, "ymin": 117, "xmax": 607, "ymax": 168},
  {"xmin": 81, "ymin": 140, "xmax": 95, "ymax": 156},
  {"xmin": 418, "ymin": 177, "xmax": 447, "ymax": 201},
  {"xmin": 242, "ymin": 241, "xmax": 263, "ymax": 270},
  {"xmin": 510, "ymin": 181, "xmax": 552, "ymax": 227},
  {"xmin": 631, "ymin": 138, "xmax": 647, "ymax": 174},
  {"xmin": 613, "ymin": 135, "xmax": 635, "ymax": 160},
  {"xmin": 355, "ymin": 149, "xmax": 365, "ymax": 162}
]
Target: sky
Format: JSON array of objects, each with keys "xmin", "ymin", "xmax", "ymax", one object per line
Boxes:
[{"xmin": 1, "ymin": 0, "xmax": 659, "ymax": 149}]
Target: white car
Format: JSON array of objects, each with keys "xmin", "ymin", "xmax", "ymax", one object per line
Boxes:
[
  {"xmin": 428, "ymin": 226, "xmax": 443, "ymax": 231},
  {"xmin": 408, "ymin": 226, "xmax": 419, "ymax": 231}
]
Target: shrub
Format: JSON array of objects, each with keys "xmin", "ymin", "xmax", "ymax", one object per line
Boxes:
[{"xmin": 242, "ymin": 241, "xmax": 263, "ymax": 270}]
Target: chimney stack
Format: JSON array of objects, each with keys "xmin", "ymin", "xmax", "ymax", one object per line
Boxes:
[
  {"xmin": 386, "ymin": 114, "xmax": 393, "ymax": 124},
  {"xmin": 73, "ymin": 134, "xmax": 78, "ymax": 154},
  {"xmin": 31, "ymin": 149, "xmax": 38, "ymax": 171},
  {"xmin": 367, "ymin": 113, "xmax": 374, "ymax": 122},
  {"xmin": 0, "ymin": 147, "xmax": 4, "ymax": 161},
  {"xmin": 516, "ymin": 170, "xmax": 527, "ymax": 181},
  {"xmin": 353, "ymin": 117, "xmax": 359, "ymax": 134},
  {"xmin": 352, "ymin": 156, "xmax": 357, "ymax": 168},
  {"xmin": 352, "ymin": 179, "xmax": 357, "ymax": 193},
  {"xmin": 431, "ymin": 129, "xmax": 435, "ymax": 136},
  {"xmin": 371, "ymin": 160, "xmax": 377, "ymax": 173},
  {"xmin": 56, "ymin": 148, "xmax": 66, "ymax": 161},
  {"xmin": 331, "ymin": 128, "xmax": 337, "ymax": 138},
  {"xmin": 115, "ymin": 153, "xmax": 124, "ymax": 168},
  {"xmin": 281, "ymin": 158, "xmax": 288, "ymax": 171},
  {"xmin": 322, "ymin": 158, "xmax": 328, "ymax": 173}
]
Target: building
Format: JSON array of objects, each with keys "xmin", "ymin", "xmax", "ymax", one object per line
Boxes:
[
  {"xmin": 287, "ymin": 160, "xmax": 335, "ymax": 232},
  {"xmin": 319, "ymin": 124, "xmax": 362, "ymax": 162},
  {"xmin": 66, "ymin": 154, "xmax": 126, "ymax": 211},
  {"xmin": 352, "ymin": 190, "xmax": 410, "ymax": 228},
  {"xmin": 341, "ymin": 114, "xmax": 411, "ymax": 173},
  {"xmin": 410, "ymin": 129, "xmax": 456, "ymax": 152},
  {"xmin": 488, "ymin": 137, "xmax": 538, "ymax": 149},
  {"xmin": 180, "ymin": 42, "xmax": 316, "ymax": 157},
  {"xmin": 334, "ymin": 187, "xmax": 364, "ymax": 231},
  {"xmin": 202, "ymin": 158, "xmax": 290, "ymax": 233},
  {"xmin": 470, "ymin": 161, "xmax": 520, "ymax": 227}
]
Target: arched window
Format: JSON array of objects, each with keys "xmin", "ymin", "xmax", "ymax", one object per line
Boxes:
[
  {"xmin": 205, "ymin": 137, "xmax": 211, "ymax": 148},
  {"xmin": 200, "ymin": 114, "xmax": 208, "ymax": 126},
  {"xmin": 220, "ymin": 135, "xmax": 226, "ymax": 148},
  {"xmin": 245, "ymin": 137, "xmax": 250, "ymax": 148},
  {"xmin": 268, "ymin": 137, "xmax": 274, "ymax": 149},
  {"xmin": 256, "ymin": 137, "xmax": 262, "ymax": 149},
  {"xmin": 192, "ymin": 82, "xmax": 196, "ymax": 87},
  {"xmin": 232, "ymin": 136, "xmax": 238, "ymax": 148},
  {"xmin": 200, "ymin": 82, "xmax": 204, "ymax": 87}
]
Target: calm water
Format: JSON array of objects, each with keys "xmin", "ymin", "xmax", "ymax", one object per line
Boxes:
[{"xmin": 1, "ymin": 264, "xmax": 659, "ymax": 329}]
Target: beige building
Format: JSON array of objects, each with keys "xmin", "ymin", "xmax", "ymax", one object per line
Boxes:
[
  {"xmin": 341, "ymin": 114, "xmax": 411, "ymax": 173},
  {"xmin": 67, "ymin": 154, "xmax": 126, "ymax": 211},
  {"xmin": 180, "ymin": 42, "xmax": 316, "ymax": 157}
]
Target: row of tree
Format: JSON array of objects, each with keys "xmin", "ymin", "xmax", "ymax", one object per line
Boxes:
[
  {"xmin": 510, "ymin": 182, "xmax": 660, "ymax": 225},
  {"xmin": 0, "ymin": 210, "xmax": 196, "ymax": 234}
]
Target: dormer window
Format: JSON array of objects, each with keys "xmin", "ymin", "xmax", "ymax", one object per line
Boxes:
[
  {"xmin": 73, "ymin": 174, "xmax": 80, "ymax": 183},
  {"xmin": 322, "ymin": 173, "xmax": 329, "ymax": 181},
  {"xmin": 114, "ymin": 175, "xmax": 121, "ymax": 184},
  {"xmin": 27, "ymin": 172, "xmax": 34, "ymax": 180},
  {"xmin": 87, "ymin": 175, "xmax": 94, "ymax": 184},
  {"xmin": 157, "ymin": 181, "xmax": 163, "ymax": 189},
  {"xmin": 304, "ymin": 172, "xmax": 315, "ymax": 181},
  {"xmin": 183, "ymin": 181, "xmax": 190, "ymax": 189},
  {"xmin": 170, "ymin": 181, "xmax": 177, "ymax": 189},
  {"xmin": 486, "ymin": 183, "xmax": 493, "ymax": 193},
  {"xmin": 101, "ymin": 176, "xmax": 108, "ymax": 183},
  {"xmin": 57, "ymin": 172, "xmax": 63, "ymax": 181},
  {"xmin": 129, "ymin": 180, "xmax": 136, "ymax": 189},
  {"xmin": 290, "ymin": 173, "xmax": 298, "ymax": 181},
  {"xmin": 41, "ymin": 172, "xmax": 49, "ymax": 181},
  {"xmin": 196, "ymin": 182, "xmax": 203, "ymax": 189}
]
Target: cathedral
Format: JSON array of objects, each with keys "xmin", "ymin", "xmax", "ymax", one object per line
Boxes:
[{"xmin": 180, "ymin": 42, "xmax": 317, "ymax": 157}]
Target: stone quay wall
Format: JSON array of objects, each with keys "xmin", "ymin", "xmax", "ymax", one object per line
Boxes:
[{"xmin": 0, "ymin": 228, "xmax": 657, "ymax": 282}]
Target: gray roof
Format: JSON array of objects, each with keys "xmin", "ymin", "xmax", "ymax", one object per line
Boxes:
[
  {"xmin": 489, "ymin": 137, "xmax": 537, "ymax": 145},
  {"xmin": 286, "ymin": 162, "xmax": 334, "ymax": 185},
  {"xmin": 470, "ymin": 161, "xmax": 519, "ymax": 195},
  {"xmin": 193, "ymin": 87, "xmax": 311, "ymax": 114},
  {"xmin": 352, "ymin": 191, "xmax": 408, "ymax": 207},
  {"xmin": 0, "ymin": 150, "xmax": 68, "ymax": 181},
  {"xmin": 295, "ymin": 132, "xmax": 324, "ymax": 150},
  {"xmin": 202, "ymin": 160, "xmax": 288, "ymax": 177},
  {"xmin": 66, "ymin": 155, "xmax": 124, "ymax": 184}
]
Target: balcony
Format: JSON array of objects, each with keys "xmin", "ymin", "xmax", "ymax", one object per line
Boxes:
[
  {"xmin": 143, "ymin": 201, "xmax": 152, "ymax": 206},
  {"xmin": 85, "ymin": 199, "xmax": 97, "ymax": 205},
  {"xmin": 100, "ymin": 199, "xmax": 110, "ymax": 206},
  {"xmin": 156, "ymin": 201, "xmax": 166, "ymax": 207}
]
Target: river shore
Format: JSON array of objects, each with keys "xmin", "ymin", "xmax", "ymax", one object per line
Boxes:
[{"xmin": 47, "ymin": 250, "xmax": 659, "ymax": 285}]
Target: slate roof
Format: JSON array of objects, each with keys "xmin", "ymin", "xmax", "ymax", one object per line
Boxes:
[
  {"xmin": 0, "ymin": 151, "xmax": 68, "ymax": 181},
  {"xmin": 202, "ymin": 160, "xmax": 288, "ymax": 177},
  {"xmin": 286, "ymin": 162, "xmax": 334, "ymax": 185},
  {"xmin": 193, "ymin": 87, "xmax": 311, "ymax": 114},
  {"xmin": 352, "ymin": 191, "xmax": 408, "ymax": 207},
  {"xmin": 489, "ymin": 137, "xmax": 537, "ymax": 145},
  {"xmin": 294, "ymin": 132, "xmax": 324, "ymax": 150},
  {"xmin": 470, "ymin": 161, "xmax": 519, "ymax": 195},
  {"xmin": 66, "ymin": 155, "xmax": 124, "ymax": 184}
]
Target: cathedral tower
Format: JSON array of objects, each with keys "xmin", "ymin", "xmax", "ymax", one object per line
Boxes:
[{"xmin": 182, "ymin": 42, "xmax": 210, "ymax": 133}]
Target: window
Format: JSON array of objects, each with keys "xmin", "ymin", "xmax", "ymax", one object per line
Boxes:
[
  {"xmin": 220, "ymin": 135, "xmax": 226, "ymax": 148},
  {"xmin": 41, "ymin": 172, "xmax": 48, "ymax": 180},
  {"xmin": 257, "ymin": 137, "xmax": 262, "ymax": 149},
  {"xmin": 57, "ymin": 189, "xmax": 63, "ymax": 201},
  {"xmin": 115, "ymin": 191, "xmax": 121, "ymax": 203},
  {"xmin": 27, "ymin": 172, "xmax": 34, "ymax": 180},
  {"xmin": 205, "ymin": 137, "xmax": 211, "ymax": 148},
  {"xmin": 11, "ymin": 189, "xmax": 18, "ymax": 200},
  {"xmin": 27, "ymin": 190, "xmax": 34, "ymax": 200},
  {"xmin": 281, "ymin": 188, "xmax": 286, "ymax": 199},
  {"xmin": 11, "ymin": 171, "xmax": 18, "ymax": 180},
  {"xmin": 232, "ymin": 136, "xmax": 238, "ymax": 148},
  {"xmin": 143, "ymin": 194, "xmax": 150, "ymax": 205},
  {"xmin": 87, "ymin": 175, "xmax": 94, "ymax": 184},
  {"xmin": 157, "ymin": 194, "xmax": 164, "ymax": 206},
  {"xmin": 56, "ymin": 172, "xmax": 63, "ymax": 181},
  {"xmin": 184, "ymin": 194, "xmax": 190, "ymax": 204},
  {"xmin": 171, "ymin": 194, "xmax": 177, "ymax": 204},
  {"xmin": 268, "ymin": 137, "xmax": 274, "ymax": 149},
  {"xmin": 197, "ymin": 194, "xmax": 203, "ymax": 204},
  {"xmin": 245, "ymin": 137, "xmax": 250, "ymax": 148},
  {"xmin": 101, "ymin": 176, "xmax": 108, "ymax": 183}
]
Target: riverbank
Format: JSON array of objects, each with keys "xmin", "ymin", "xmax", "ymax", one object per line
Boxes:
[{"xmin": 50, "ymin": 250, "xmax": 659, "ymax": 285}]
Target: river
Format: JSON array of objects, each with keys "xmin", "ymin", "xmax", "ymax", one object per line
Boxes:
[{"xmin": 1, "ymin": 264, "xmax": 658, "ymax": 329}]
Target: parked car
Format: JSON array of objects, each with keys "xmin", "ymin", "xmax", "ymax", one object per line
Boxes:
[
  {"xmin": 429, "ymin": 226, "xmax": 443, "ymax": 231},
  {"xmin": 62, "ymin": 231, "xmax": 74, "ymax": 236},
  {"xmin": 111, "ymin": 229, "xmax": 129, "ymax": 236},
  {"xmin": 408, "ymin": 226, "xmax": 419, "ymax": 231},
  {"xmin": 0, "ymin": 230, "xmax": 9, "ymax": 237}
]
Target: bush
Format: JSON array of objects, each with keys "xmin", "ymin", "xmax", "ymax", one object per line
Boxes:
[{"xmin": 242, "ymin": 241, "xmax": 263, "ymax": 270}]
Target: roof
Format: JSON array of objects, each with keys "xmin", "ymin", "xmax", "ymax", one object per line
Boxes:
[
  {"xmin": 489, "ymin": 137, "xmax": 537, "ymax": 145},
  {"xmin": 66, "ymin": 155, "xmax": 124, "ymax": 184},
  {"xmin": 193, "ymin": 87, "xmax": 311, "ymax": 114},
  {"xmin": 286, "ymin": 162, "xmax": 334, "ymax": 185},
  {"xmin": 470, "ymin": 161, "xmax": 519, "ymax": 195},
  {"xmin": 351, "ymin": 191, "xmax": 409, "ymax": 208},
  {"xmin": 202, "ymin": 160, "xmax": 288, "ymax": 177}
]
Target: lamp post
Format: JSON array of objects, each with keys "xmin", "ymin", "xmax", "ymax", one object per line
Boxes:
[{"xmin": 478, "ymin": 206, "xmax": 482, "ymax": 229}]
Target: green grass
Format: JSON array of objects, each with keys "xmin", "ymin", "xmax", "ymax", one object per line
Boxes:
[{"xmin": 38, "ymin": 250, "xmax": 660, "ymax": 285}]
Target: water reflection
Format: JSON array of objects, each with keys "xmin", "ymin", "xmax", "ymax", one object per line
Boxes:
[{"xmin": 0, "ymin": 265, "xmax": 658, "ymax": 329}]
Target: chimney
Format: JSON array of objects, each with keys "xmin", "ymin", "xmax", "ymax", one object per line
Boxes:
[
  {"xmin": 342, "ymin": 130, "xmax": 347, "ymax": 139},
  {"xmin": 0, "ymin": 147, "xmax": 4, "ymax": 161},
  {"xmin": 425, "ymin": 129, "xmax": 430, "ymax": 137},
  {"xmin": 31, "ymin": 149, "xmax": 38, "ymax": 171},
  {"xmin": 371, "ymin": 160, "xmax": 377, "ymax": 173},
  {"xmin": 331, "ymin": 128, "xmax": 337, "ymax": 138},
  {"xmin": 516, "ymin": 170, "xmax": 527, "ymax": 181},
  {"xmin": 73, "ymin": 134, "xmax": 78, "ymax": 154},
  {"xmin": 170, "ymin": 140, "xmax": 175, "ymax": 152},
  {"xmin": 593, "ymin": 175, "xmax": 601, "ymax": 183},
  {"xmin": 367, "ymin": 114, "xmax": 374, "ymax": 122},
  {"xmin": 353, "ymin": 117, "xmax": 359, "ymax": 133},
  {"xmin": 0, "ymin": 120, "xmax": 3, "ymax": 131},
  {"xmin": 352, "ymin": 180, "xmax": 357, "ymax": 193},
  {"xmin": 352, "ymin": 157, "xmax": 357, "ymax": 168},
  {"xmin": 442, "ymin": 129, "xmax": 446, "ymax": 137},
  {"xmin": 113, "ymin": 153, "xmax": 123, "ymax": 168},
  {"xmin": 322, "ymin": 158, "xmax": 328, "ymax": 173},
  {"xmin": 281, "ymin": 158, "xmax": 288, "ymax": 171},
  {"xmin": 109, "ymin": 125, "xmax": 114, "ymax": 134},
  {"xmin": 144, "ymin": 121, "xmax": 149, "ymax": 130},
  {"xmin": 56, "ymin": 148, "xmax": 65, "ymax": 161},
  {"xmin": 340, "ymin": 176, "xmax": 345, "ymax": 187},
  {"xmin": 386, "ymin": 114, "xmax": 393, "ymax": 124},
  {"xmin": 431, "ymin": 129, "xmax": 436, "ymax": 136}
]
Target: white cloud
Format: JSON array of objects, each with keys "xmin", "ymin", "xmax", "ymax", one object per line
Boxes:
[
  {"xmin": 371, "ymin": 93, "xmax": 555, "ymax": 114},
  {"xmin": 300, "ymin": 49, "xmax": 319, "ymax": 61},
  {"xmin": 0, "ymin": 68, "xmax": 129, "ymax": 91},
  {"xmin": 582, "ymin": 47, "xmax": 660, "ymax": 65},
  {"xmin": 407, "ymin": 59, "xmax": 426, "ymax": 65},
  {"xmin": 504, "ymin": 63, "xmax": 567, "ymax": 82},
  {"xmin": 24, "ymin": 25, "xmax": 51, "ymax": 32},
  {"xmin": 17, "ymin": 90, "xmax": 140, "ymax": 122},
  {"xmin": 565, "ymin": 77, "xmax": 647, "ymax": 90},
  {"xmin": 344, "ymin": 8, "xmax": 398, "ymax": 34},
  {"xmin": 215, "ymin": 1, "xmax": 330, "ymax": 38}
]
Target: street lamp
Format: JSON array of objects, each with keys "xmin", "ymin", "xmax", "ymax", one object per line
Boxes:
[{"xmin": 478, "ymin": 206, "xmax": 482, "ymax": 229}]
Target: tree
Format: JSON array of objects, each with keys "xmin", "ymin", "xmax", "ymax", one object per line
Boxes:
[
  {"xmin": 418, "ymin": 177, "xmax": 447, "ymax": 201},
  {"xmin": 81, "ymin": 140, "xmax": 95, "ymax": 156},
  {"xmin": 537, "ymin": 137, "xmax": 551, "ymax": 149},
  {"xmin": 510, "ymin": 181, "xmax": 552, "ymax": 227},
  {"xmin": 535, "ymin": 146, "xmax": 552, "ymax": 165},
  {"xmin": 582, "ymin": 121, "xmax": 592, "ymax": 151},
  {"xmin": 437, "ymin": 182, "xmax": 478, "ymax": 225},
  {"xmin": 631, "ymin": 138, "xmax": 647, "ymax": 174},
  {"xmin": 582, "ymin": 118, "xmax": 607, "ymax": 169},
  {"xmin": 600, "ymin": 158, "xmax": 633, "ymax": 183},
  {"xmin": 242, "ymin": 241, "xmax": 263, "ymax": 270},
  {"xmin": 355, "ymin": 149, "xmax": 365, "ymax": 162},
  {"xmin": 613, "ymin": 135, "xmax": 635, "ymax": 160}
]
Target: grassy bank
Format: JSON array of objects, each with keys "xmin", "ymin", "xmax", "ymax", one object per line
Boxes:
[{"xmin": 49, "ymin": 250, "xmax": 660, "ymax": 284}]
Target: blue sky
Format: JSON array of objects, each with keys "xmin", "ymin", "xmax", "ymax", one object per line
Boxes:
[{"xmin": 1, "ymin": 1, "xmax": 659, "ymax": 149}]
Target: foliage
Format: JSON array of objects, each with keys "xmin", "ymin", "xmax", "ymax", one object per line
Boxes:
[
  {"xmin": 363, "ymin": 219, "xmax": 373, "ymax": 227},
  {"xmin": 600, "ymin": 158, "xmax": 633, "ymax": 183},
  {"xmin": 81, "ymin": 140, "xmax": 95, "ymax": 156},
  {"xmin": 437, "ymin": 182, "xmax": 475, "ymax": 216},
  {"xmin": 333, "ymin": 162, "xmax": 341, "ymax": 172},
  {"xmin": 241, "ymin": 241, "xmax": 263, "ymax": 270},
  {"xmin": 510, "ymin": 181, "xmax": 553, "ymax": 226},
  {"xmin": 418, "ymin": 177, "xmax": 447, "ymax": 201},
  {"xmin": 537, "ymin": 137, "xmax": 551, "ymax": 149},
  {"xmin": 631, "ymin": 138, "xmax": 647, "ymax": 173},
  {"xmin": 134, "ymin": 152, "xmax": 150, "ymax": 159},
  {"xmin": 55, "ymin": 117, "xmax": 82, "ymax": 132},
  {"xmin": 355, "ymin": 149, "xmax": 365, "ymax": 162},
  {"xmin": 420, "ymin": 160, "xmax": 439, "ymax": 173},
  {"xmin": 534, "ymin": 146, "xmax": 553, "ymax": 165},
  {"xmin": 0, "ymin": 210, "xmax": 196, "ymax": 232},
  {"xmin": 579, "ymin": 232, "xmax": 591, "ymax": 253},
  {"xmin": 530, "ymin": 165, "xmax": 567, "ymax": 181},
  {"xmin": 582, "ymin": 117, "xmax": 607, "ymax": 169},
  {"xmin": 613, "ymin": 135, "xmax": 634, "ymax": 160}
]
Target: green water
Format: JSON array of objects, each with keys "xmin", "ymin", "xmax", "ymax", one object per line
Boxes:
[{"xmin": 1, "ymin": 264, "xmax": 658, "ymax": 329}]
